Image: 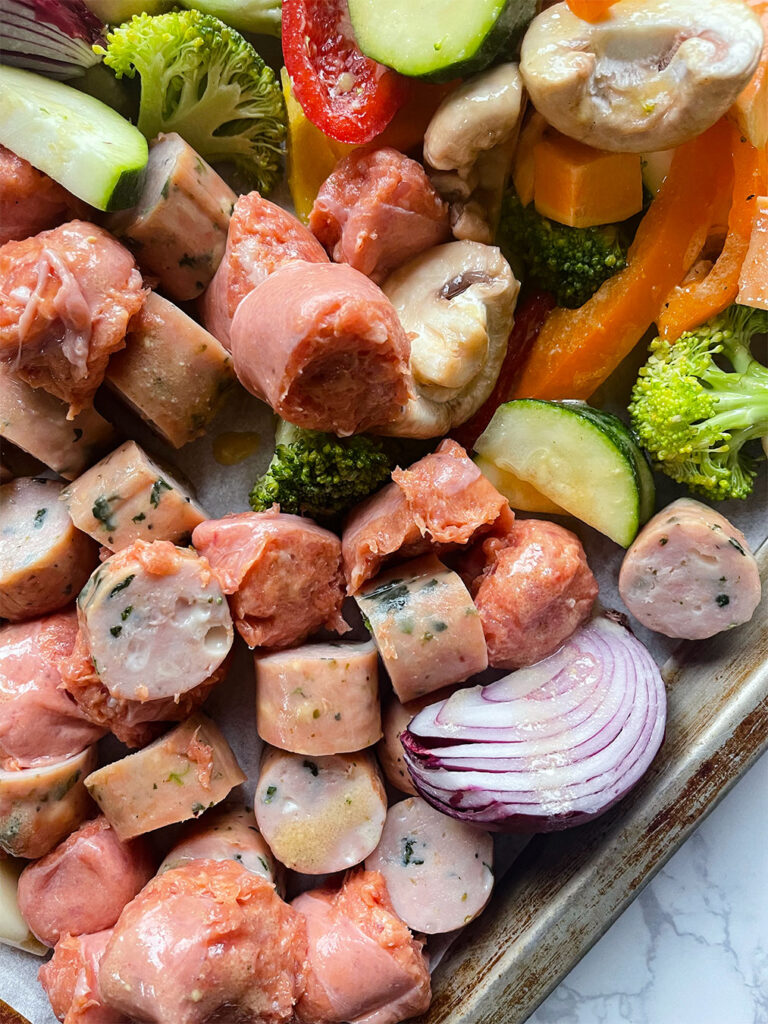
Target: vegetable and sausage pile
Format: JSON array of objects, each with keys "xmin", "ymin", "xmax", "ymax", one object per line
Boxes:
[{"xmin": 0, "ymin": 0, "xmax": 766, "ymax": 1021}]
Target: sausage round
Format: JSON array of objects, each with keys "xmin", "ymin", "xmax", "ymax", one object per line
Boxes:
[
  {"xmin": 365, "ymin": 796, "xmax": 494, "ymax": 934},
  {"xmin": 292, "ymin": 869, "xmax": 431, "ymax": 1024},
  {"xmin": 355, "ymin": 553, "xmax": 488, "ymax": 703},
  {"xmin": 38, "ymin": 929, "xmax": 125, "ymax": 1024},
  {"xmin": 255, "ymin": 640, "xmax": 381, "ymax": 755},
  {"xmin": 192, "ymin": 508, "xmax": 347, "ymax": 649},
  {"xmin": 76, "ymin": 540, "xmax": 232, "ymax": 703},
  {"xmin": 17, "ymin": 815, "xmax": 154, "ymax": 947},
  {"xmin": 0, "ymin": 478, "xmax": 98, "ymax": 621},
  {"xmin": 231, "ymin": 260, "xmax": 411, "ymax": 436},
  {"xmin": 159, "ymin": 806, "xmax": 280, "ymax": 891},
  {"xmin": 61, "ymin": 440, "xmax": 207, "ymax": 553},
  {"xmin": 0, "ymin": 746, "xmax": 97, "ymax": 859},
  {"xmin": 0, "ymin": 611, "xmax": 104, "ymax": 770},
  {"xmin": 377, "ymin": 687, "xmax": 457, "ymax": 796},
  {"xmin": 309, "ymin": 146, "xmax": 449, "ymax": 284},
  {"xmin": 85, "ymin": 713, "xmax": 246, "ymax": 841},
  {"xmin": 98, "ymin": 861, "xmax": 306, "ymax": 1024},
  {"xmin": 470, "ymin": 518, "xmax": 599, "ymax": 669},
  {"xmin": 254, "ymin": 747, "xmax": 387, "ymax": 874},
  {"xmin": 619, "ymin": 497, "xmax": 762, "ymax": 639}
]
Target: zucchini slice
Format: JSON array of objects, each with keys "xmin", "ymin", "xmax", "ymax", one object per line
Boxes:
[
  {"xmin": 474, "ymin": 455, "xmax": 568, "ymax": 515},
  {"xmin": 347, "ymin": 0, "xmax": 536, "ymax": 82},
  {"xmin": 475, "ymin": 400, "xmax": 656, "ymax": 547},
  {"xmin": 0, "ymin": 65, "xmax": 147, "ymax": 211}
]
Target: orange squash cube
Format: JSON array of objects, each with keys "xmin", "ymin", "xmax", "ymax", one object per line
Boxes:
[
  {"xmin": 737, "ymin": 196, "xmax": 768, "ymax": 310},
  {"xmin": 533, "ymin": 133, "xmax": 643, "ymax": 228}
]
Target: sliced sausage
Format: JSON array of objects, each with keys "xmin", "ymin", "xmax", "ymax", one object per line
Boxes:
[
  {"xmin": 377, "ymin": 687, "xmax": 457, "ymax": 796},
  {"xmin": 61, "ymin": 440, "xmax": 207, "ymax": 552},
  {"xmin": 0, "ymin": 374, "xmax": 115, "ymax": 481},
  {"xmin": 619, "ymin": 497, "xmax": 762, "ymax": 639},
  {"xmin": 0, "ymin": 221, "xmax": 145, "ymax": 417},
  {"xmin": 0, "ymin": 478, "xmax": 98, "ymax": 621},
  {"xmin": 39, "ymin": 929, "xmax": 127, "ymax": 1024},
  {"xmin": 293, "ymin": 869, "xmax": 431, "ymax": 1024},
  {"xmin": 201, "ymin": 190, "xmax": 328, "ymax": 350},
  {"xmin": 342, "ymin": 439, "xmax": 511, "ymax": 594},
  {"xmin": 467, "ymin": 518, "xmax": 599, "ymax": 669},
  {"xmin": 107, "ymin": 133, "xmax": 236, "ymax": 302},
  {"xmin": 98, "ymin": 860, "xmax": 306, "ymax": 1024},
  {"xmin": 159, "ymin": 806, "xmax": 280, "ymax": 890},
  {"xmin": 309, "ymin": 147, "xmax": 450, "ymax": 284},
  {"xmin": 355, "ymin": 553, "xmax": 488, "ymax": 703},
  {"xmin": 106, "ymin": 292, "xmax": 234, "ymax": 449},
  {"xmin": 254, "ymin": 747, "xmax": 387, "ymax": 874},
  {"xmin": 85, "ymin": 713, "xmax": 245, "ymax": 840},
  {"xmin": 0, "ymin": 144, "xmax": 82, "ymax": 246},
  {"xmin": 75, "ymin": 540, "xmax": 232, "ymax": 704},
  {"xmin": 17, "ymin": 815, "xmax": 154, "ymax": 947},
  {"xmin": 0, "ymin": 611, "xmax": 104, "ymax": 771},
  {"xmin": 231, "ymin": 260, "xmax": 411, "ymax": 435},
  {"xmin": 365, "ymin": 796, "xmax": 494, "ymax": 934},
  {"xmin": 192, "ymin": 508, "xmax": 347, "ymax": 649},
  {"xmin": 0, "ymin": 857, "xmax": 47, "ymax": 956},
  {"xmin": 255, "ymin": 640, "xmax": 381, "ymax": 755},
  {"xmin": 0, "ymin": 746, "xmax": 97, "ymax": 859}
]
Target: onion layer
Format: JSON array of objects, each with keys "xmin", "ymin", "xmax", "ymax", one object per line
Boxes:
[
  {"xmin": 401, "ymin": 614, "xmax": 666, "ymax": 832},
  {"xmin": 0, "ymin": 0, "xmax": 105, "ymax": 79}
]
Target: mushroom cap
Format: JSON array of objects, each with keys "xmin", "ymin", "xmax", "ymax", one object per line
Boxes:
[{"xmin": 520, "ymin": 0, "xmax": 764, "ymax": 153}]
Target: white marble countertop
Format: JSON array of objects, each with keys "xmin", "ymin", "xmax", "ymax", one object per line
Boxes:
[{"xmin": 529, "ymin": 750, "xmax": 768, "ymax": 1024}]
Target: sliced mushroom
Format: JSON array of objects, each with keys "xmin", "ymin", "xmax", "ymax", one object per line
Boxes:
[
  {"xmin": 379, "ymin": 241, "xmax": 520, "ymax": 438},
  {"xmin": 520, "ymin": 0, "xmax": 764, "ymax": 152}
]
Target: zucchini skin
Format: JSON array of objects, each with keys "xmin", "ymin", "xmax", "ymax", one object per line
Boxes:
[{"xmin": 105, "ymin": 165, "xmax": 148, "ymax": 213}]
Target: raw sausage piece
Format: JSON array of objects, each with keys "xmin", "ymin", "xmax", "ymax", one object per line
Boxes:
[
  {"xmin": 468, "ymin": 518, "xmax": 599, "ymax": 669},
  {"xmin": 61, "ymin": 440, "xmax": 207, "ymax": 552},
  {"xmin": 39, "ymin": 930, "xmax": 127, "ymax": 1024},
  {"xmin": 377, "ymin": 687, "xmax": 457, "ymax": 796},
  {"xmin": 75, "ymin": 540, "xmax": 232, "ymax": 703},
  {"xmin": 17, "ymin": 815, "xmax": 154, "ymax": 947},
  {"xmin": 108, "ymin": 132, "xmax": 236, "ymax": 302},
  {"xmin": 159, "ymin": 806, "xmax": 280, "ymax": 890},
  {"xmin": 98, "ymin": 860, "xmax": 306, "ymax": 1024},
  {"xmin": 355, "ymin": 553, "xmax": 488, "ymax": 703},
  {"xmin": 0, "ymin": 375, "xmax": 115, "ymax": 481},
  {"xmin": 0, "ymin": 611, "xmax": 104, "ymax": 771},
  {"xmin": 365, "ymin": 796, "xmax": 494, "ymax": 934},
  {"xmin": 619, "ymin": 497, "xmax": 762, "ymax": 639},
  {"xmin": 0, "ymin": 746, "xmax": 97, "ymax": 859},
  {"xmin": 0, "ymin": 858, "xmax": 47, "ymax": 956},
  {"xmin": 201, "ymin": 190, "xmax": 328, "ymax": 350},
  {"xmin": 85, "ymin": 713, "xmax": 245, "ymax": 840},
  {"xmin": 0, "ymin": 144, "xmax": 82, "ymax": 246},
  {"xmin": 309, "ymin": 147, "xmax": 450, "ymax": 284},
  {"xmin": 231, "ymin": 260, "xmax": 411, "ymax": 436},
  {"xmin": 254, "ymin": 747, "xmax": 387, "ymax": 874},
  {"xmin": 0, "ymin": 478, "xmax": 98, "ymax": 621},
  {"xmin": 293, "ymin": 869, "xmax": 431, "ymax": 1024},
  {"xmin": 342, "ymin": 439, "xmax": 511, "ymax": 594},
  {"xmin": 255, "ymin": 640, "xmax": 381, "ymax": 755},
  {"xmin": 192, "ymin": 508, "xmax": 347, "ymax": 649},
  {"xmin": 106, "ymin": 292, "xmax": 234, "ymax": 449},
  {"xmin": 0, "ymin": 221, "xmax": 145, "ymax": 417}
]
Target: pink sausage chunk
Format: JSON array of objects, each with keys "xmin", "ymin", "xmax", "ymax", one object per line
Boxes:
[
  {"xmin": 0, "ymin": 145, "xmax": 82, "ymax": 246},
  {"xmin": 39, "ymin": 929, "xmax": 127, "ymax": 1024}
]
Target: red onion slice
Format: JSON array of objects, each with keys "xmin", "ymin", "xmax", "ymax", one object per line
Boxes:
[
  {"xmin": 402, "ymin": 615, "xmax": 667, "ymax": 832},
  {"xmin": 0, "ymin": 0, "xmax": 105, "ymax": 79}
]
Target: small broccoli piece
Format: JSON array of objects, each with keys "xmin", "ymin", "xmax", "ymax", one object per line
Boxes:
[
  {"xmin": 98, "ymin": 10, "xmax": 286, "ymax": 192},
  {"xmin": 250, "ymin": 421, "xmax": 394, "ymax": 522},
  {"xmin": 180, "ymin": 0, "xmax": 282, "ymax": 37},
  {"xmin": 629, "ymin": 304, "xmax": 768, "ymax": 500},
  {"xmin": 497, "ymin": 190, "xmax": 628, "ymax": 308}
]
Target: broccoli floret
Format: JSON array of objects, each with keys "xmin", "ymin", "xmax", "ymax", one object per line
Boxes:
[
  {"xmin": 497, "ymin": 190, "xmax": 628, "ymax": 308},
  {"xmin": 250, "ymin": 421, "xmax": 395, "ymax": 522},
  {"xmin": 629, "ymin": 304, "xmax": 768, "ymax": 500},
  {"xmin": 179, "ymin": 0, "xmax": 282, "ymax": 37},
  {"xmin": 98, "ymin": 10, "xmax": 285, "ymax": 191}
]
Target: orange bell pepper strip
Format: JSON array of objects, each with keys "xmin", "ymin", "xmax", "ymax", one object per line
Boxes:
[
  {"xmin": 565, "ymin": 0, "xmax": 619, "ymax": 22},
  {"xmin": 658, "ymin": 125, "xmax": 767, "ymax": 340},
  {"xmin": 511, "ymin": 119, "xmax": 733, "ymax": 401}
]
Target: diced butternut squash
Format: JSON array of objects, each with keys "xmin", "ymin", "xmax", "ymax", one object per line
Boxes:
[
  {"xmin": 731, "ymin": 1, "xmax": 768, "ymax": 149},
  {"xmin": 737, "ymin": 196, "xmax": 768, "ymax": 310},
  {"xmin": 566, "ymin": 0, "xmax": 619, "ymax": 21},
  {"xmin": 533, "ymin": 133, "xmax": 643, "ymax": 228},
  {"xmin": 511, "ymin": 111, "xmax": 548, "ymax": 206}
]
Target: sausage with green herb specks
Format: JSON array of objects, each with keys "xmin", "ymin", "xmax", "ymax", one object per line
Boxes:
[
  {"xmin": 619, "ymin": 498, "xmax": 761, "ymax": 639},
  {"xmin": 377, "ymin": 687, "xmax": 457, "ymax": 796},
  {"xmin": 0, "ymin": 478, "xmax": 98, "ymax": 622},
  {"xmin": 61, "ymin": 441, "xmax": 206, "ymax": 553}
]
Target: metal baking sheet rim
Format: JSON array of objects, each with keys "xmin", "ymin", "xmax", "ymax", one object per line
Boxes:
[{"xmin": 420, "ymin": 539, "xmax": 768, "ymax": 1024}]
